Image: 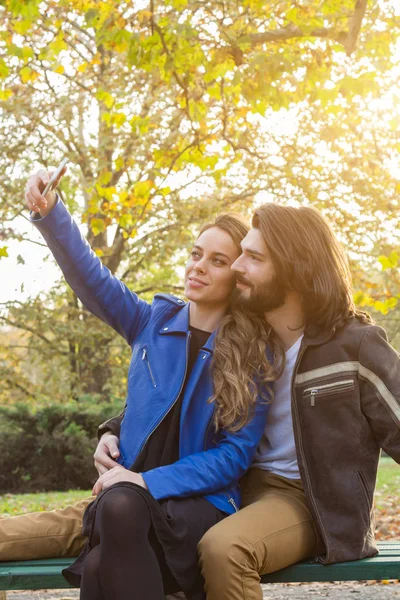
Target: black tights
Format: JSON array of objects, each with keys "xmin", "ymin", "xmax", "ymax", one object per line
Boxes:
[{"xmin": 80, "ymin": 487, "xmax": 180, "ymax": 600}]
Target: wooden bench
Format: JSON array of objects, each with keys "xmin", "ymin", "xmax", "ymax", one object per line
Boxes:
[{"xmin": 0, "ymin": 541, "xmax": 398, "ymax": 598}]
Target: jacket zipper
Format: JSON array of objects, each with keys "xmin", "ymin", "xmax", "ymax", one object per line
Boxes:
[
  {"xmin": 136, "ymin": 332, "xmax": 191, "ymax": 458},
  {"xmin": 225, "ymin": 492, "xmax": 239, "ymax": 512},
  {"xmin": 291, "ymin": 345, "xmax": 330, "ymax": 562},
  {"xmin": 142, "ymin": 348, "xmax": 157, "ymax": 388},
  {"xmin": 303, "ymin": 379, "xmax": 355, "ymax": 407}
]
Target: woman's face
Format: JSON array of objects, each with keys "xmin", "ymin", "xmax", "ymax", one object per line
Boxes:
[{"xmin": 184, "ymin": 226, "xmax": 241, "ymax": 309}]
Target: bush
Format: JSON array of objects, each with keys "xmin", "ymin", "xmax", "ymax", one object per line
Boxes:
[{"xmin": 0, "ymin": 396, "xmax": 124, "ymax": 493}]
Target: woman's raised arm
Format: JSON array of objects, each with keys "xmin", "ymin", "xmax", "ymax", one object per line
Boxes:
[{"xmin": 25, "ymin": 169, "xmax": 151, "ymax": 344}]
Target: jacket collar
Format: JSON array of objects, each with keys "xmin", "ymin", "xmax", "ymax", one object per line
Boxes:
[
  {"xmin": 159, "ymin": 302, "xmax": 216, "ymax": 352},
  {"xmin": 302, "ymin": 327, "xmax": 337, "ymax": 347}
]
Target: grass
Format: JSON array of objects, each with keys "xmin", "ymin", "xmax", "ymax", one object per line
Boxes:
[
  {"xmin": 0, "ymin": 489, "xmax": 91, "ymax": 516},
  {"xmin": 375, "ymin": 456, "xmax": 400, "ymax": 511},
  {"xmin": 376, "ymin": 456, "xmax": 400, "ymax": 496},
  {"xmin": 0, "ymin": 457, "xmax": 398, "ymax": 516}
]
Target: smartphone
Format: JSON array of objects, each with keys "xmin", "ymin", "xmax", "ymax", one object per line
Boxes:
[{"xmin": 42, "ymin": 158, "xmax": 69, "ymax": 198}]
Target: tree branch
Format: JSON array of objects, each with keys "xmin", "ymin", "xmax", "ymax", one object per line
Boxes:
[
  {"xmin": 0, "ymin": 316, "xmax": 68, "ymax": 355},
  {"xmin": 64, "ymin": 16, "xmax": 97, "ymax": 43},
  {"xmin": 233, "ymin": 0, "xmax": 368, "ymax": 62},
  {"xmin": 4, "ymin": 376, "xmax": 37, "ymax": 399},
  {"xmin": 344, "ymin": 0, "xmax": 368, "ymax": 55}
]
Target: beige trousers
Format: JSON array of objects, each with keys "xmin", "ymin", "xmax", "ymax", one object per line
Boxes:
[
  {"xmin": 0, "ymin": 496, "xmax": 93, "ymax": 561},
  {"xmin": 198, "ymin": 469, "xmax": 324, "ymax": 600}
]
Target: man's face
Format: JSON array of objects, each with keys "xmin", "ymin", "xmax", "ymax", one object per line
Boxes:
[{"xmin": 231, "ymin": 228, "xmax": 288, "ymax": 315}]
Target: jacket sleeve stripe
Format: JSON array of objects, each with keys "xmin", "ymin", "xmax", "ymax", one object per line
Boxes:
[
  {"xmin": 295, "ymin": 362, "xmax": 359, "ymax": 385},
  {"xmin": 359, "ymin": 364, "xmax": 400, "ymax": 425}
]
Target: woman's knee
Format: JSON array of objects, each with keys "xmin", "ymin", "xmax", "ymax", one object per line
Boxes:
[{"xmin": 97, "ymin": 487, "xmax": 150, "ymax": 536}]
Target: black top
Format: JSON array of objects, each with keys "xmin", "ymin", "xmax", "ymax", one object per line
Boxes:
[{"xmin": 133, "ymin": 326, "xmax": 211, "ymax": 473}]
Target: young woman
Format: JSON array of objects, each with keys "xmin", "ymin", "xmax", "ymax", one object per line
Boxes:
[{"xmin": 25, "ymin": 169, "xmax": 275, "ymax": 600}]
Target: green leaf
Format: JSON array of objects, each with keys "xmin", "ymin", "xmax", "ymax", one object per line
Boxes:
[
  {"xmin": 129, "ymin": 116, "xmax": 150, "ymax": 135},
  {"xmin": 119, "ymin": 213, "xmax": 133, "ymax": 229},
  {"xmin": 12, "ymin": 19, "xmax": 33, "ymax": 35},
  {"xmin": 0, "ymin": 246, "xmax": 9, "ymax": 258},
  {"xmin": 0, "ymin": 59, "xmax": 9, "ymax": 79},
  {"xmin": 115, "ymin": 156, "xmax": 125, "ymax": 171},
  {"xmin": 48, "ymin": 35, "xmax": 68, "ymax": 57},
  {"xmin": 95, "ymin": 184, "xmax": 116, "ymax": 201},
  {"xmin": 98, "ymin": 171, "xmax": 112, "ymax": 186},
  {"xmin": 20, "ymin": 66, "xmax": 39, "ymax": 83},
  {"xmin": 134, "ymin": 180, "xmax": 153, "ymax": 198},
  {"xmin": 9, "ymin": 0, "xmax": 40, "ymax": 19},
  {"xmin": 96, "ymin": 89, "xmax": 115, "ymax": 109},
  {"xmin": 90, "ymin": 218, "xmax": 106, "ymax": 236}
]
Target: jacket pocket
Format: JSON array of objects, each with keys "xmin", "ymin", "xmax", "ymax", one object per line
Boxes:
[
  {"xmin": 303, "ymin": 379, "xmax": 355, "ymax": 406},
  {"xmin": 141, "ymin": 347, "xmax": 157, "ymax": 388}
]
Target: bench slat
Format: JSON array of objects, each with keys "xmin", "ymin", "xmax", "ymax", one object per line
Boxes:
[
  {"xmin": 262, "ymin": 555, "xmax": 400, "ymax": 583},
  {"xmin": 0, "ymin": 542, "xmax": 399, "ymax": 590},
  {"xmin": 0, "ymin": 564, "xmax": 72, "ymax": 591}
]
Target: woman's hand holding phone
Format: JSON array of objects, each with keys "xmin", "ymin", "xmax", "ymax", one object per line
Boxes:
[{"xmin": 25, "ymin": 159, "xmax": 68, "ymax": 218}]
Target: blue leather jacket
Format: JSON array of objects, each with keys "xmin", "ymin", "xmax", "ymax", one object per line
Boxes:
[{"xmin": 32, "ymin": 199, "xmax": 270, "ymax": 514}]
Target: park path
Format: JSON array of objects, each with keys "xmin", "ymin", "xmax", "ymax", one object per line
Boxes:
[{"xmin": 6, "ymin": 582, "xmax": 400, "ymax": 599}]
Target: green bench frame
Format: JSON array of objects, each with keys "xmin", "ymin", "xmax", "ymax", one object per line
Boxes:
[{"xmin": 0, "ymin": 541, "xmax": 398, "ymax": 597}]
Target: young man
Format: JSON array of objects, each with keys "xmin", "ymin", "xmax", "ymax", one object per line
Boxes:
[{"xmin": 197, "ymin": 203, "xmax": 400, "ymax": 600}]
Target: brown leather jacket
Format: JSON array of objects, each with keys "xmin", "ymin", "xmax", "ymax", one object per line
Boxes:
[
  {"xmin": 293, "ymin": 318, "xmax": 400, "ymax": 564},
  {"xmin": 99, "ymin": 317, "xmax": 400, "ymax": 565}
]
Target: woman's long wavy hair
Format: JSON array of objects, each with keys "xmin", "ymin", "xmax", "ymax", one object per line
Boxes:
[
  {"xmin": 197, "ymin": 215, "xmax": 280, "ymax": 432},
  {"xmin": 252, "ymin": 204, "xmax": 373, "ymax": 335}
]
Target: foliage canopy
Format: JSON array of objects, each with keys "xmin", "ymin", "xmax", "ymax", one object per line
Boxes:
[{"xmin": 0, "ymin": 0, "xmax": 399, "ymax": 403}]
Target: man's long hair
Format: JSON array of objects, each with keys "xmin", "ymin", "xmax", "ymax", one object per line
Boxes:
[
  {"xmin": 199, "ymin": 214, "xmax": 277, "ymax": 432},
  {"xmin": 252, "ymin": 203, "xmax": 372, "ymax": 335}
]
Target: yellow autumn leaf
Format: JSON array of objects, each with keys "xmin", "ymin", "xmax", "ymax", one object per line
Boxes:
[
  {"xmin": 112, "ymin": 112, "xmax": 126, "ymax": 128},
  {"xmin": 20, "ymin": 67, "xmax": 40, "ymax": 83},
  {"xmin": 0, "ymin": 90, "xmax": 13, "ymax": 101},
  {"xmin": 77, "ymin": 62, "xmax": 89, "ymax": 73},
  {"xmin": 115, "ymin": 156, "xmax": 125, "ymax": 171}
]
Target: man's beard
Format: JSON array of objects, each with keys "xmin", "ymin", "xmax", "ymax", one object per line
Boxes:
[{"xmin": 232, "ymin": 274, "xmax": 287, "ymax": 316}]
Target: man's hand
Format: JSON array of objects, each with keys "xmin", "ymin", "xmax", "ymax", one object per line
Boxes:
[
  {"xmin": 25, "ymin": 167, "xmax": 66, "ymax": 218},
  {"xmin": 92, "ymin": 466, "xmax": 148, "ymax": 496},
  {"xmin": 93, "ymin": 432, "xmax": 121, "ymax": 476}
]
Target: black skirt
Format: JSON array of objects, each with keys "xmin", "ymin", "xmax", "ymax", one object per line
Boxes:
[{"xmin": 63, "ymin": 482, "xmax": 226, "ymax": 600}]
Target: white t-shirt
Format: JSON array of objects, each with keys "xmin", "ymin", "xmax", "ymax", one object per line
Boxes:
[{"xmin": 252, "ymin": 335, "xmax": 303, "ymax": 479}]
